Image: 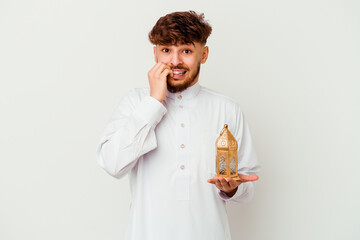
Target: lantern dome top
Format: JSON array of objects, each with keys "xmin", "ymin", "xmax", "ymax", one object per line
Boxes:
[{"xmin": 216, "ymin": 124, "xmax": 238, "ymax": 150}]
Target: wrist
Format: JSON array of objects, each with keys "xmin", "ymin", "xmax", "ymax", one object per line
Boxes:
[
  {"xmin": 222, "ymin": 187, "xmax": 238, "ymax": 198},
  {"xmin": 150, "ymin": 93, "xmax": 164, "ymax": 102}
]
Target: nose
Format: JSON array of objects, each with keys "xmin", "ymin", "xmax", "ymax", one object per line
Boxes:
[{"xmin": 170, "ymin": 52, "xmax": 183, "ymax": 66}]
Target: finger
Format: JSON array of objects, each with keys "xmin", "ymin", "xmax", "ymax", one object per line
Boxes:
[
  {"xmin": 148, "ymin": 63, "xmax": 163, "ymax": 80},
  {"xmin": 149, "ymin": 62, "xmax": 163, "ymax": 75},
  {"xmin": 207, "ymin": 179, "xmax": 216, "ymax": 184},
  {"xmin": 238, "ymin": 174, "xmax": 259, "ymax": 182},
  {"xmin": 155, "ymin": 63, "xmax": 170, "ymax": 76},
  {"xmin": 207, "ymin": 176, "xmax": 221, "ymax": 184},
  {"xmin": 219, "ymin": 178, "xmax": 230, "ymax": 191},
  {"xmin": 219, "ymin": 177, "xmax": 228, "ymax": 187},
  {"xmin": 208, "ymin": 176, "xmax": 223, "ymax": 184},
  {"xmin": 214, "ymin": 179, "xmax": 223, "ymax": 190},
  {"xmin": 160, "ymin": 66, "xmax": 172, "ymax": 78},
  {"xmin": 227, "ymin": 178, "xmax": 239, "ymax": 189},
  {"xmin": 149, "ymin": 63, "xmax": 166, "ymax": 79},
  {"xmin": 160, "ymin": 69, "xmax": 172, "ymax": 80}
]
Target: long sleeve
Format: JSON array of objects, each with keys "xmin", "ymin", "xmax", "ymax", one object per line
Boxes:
[
  {"xmin": 96, "ymin": 89, "xmax": 167, "ymax": 179},
  {"xmin": 218, "ymin": 107, "xmax": 261, "ymax": 204}
]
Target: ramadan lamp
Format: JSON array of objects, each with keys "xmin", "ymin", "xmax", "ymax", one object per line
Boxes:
[{"xmin": 215, "ymin": 124, "xmax": 240, "ymax": 180}]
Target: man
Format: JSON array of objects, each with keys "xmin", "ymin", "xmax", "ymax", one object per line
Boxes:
[{"xmin": 97, "ymin": 11, "xmax": 260, "ymax": 240}]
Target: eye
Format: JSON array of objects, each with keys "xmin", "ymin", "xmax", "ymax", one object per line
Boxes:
[
  {"xmin": 183, "ymin": 49, "xmax": 191, "ymax": 54},
  {"xmin": 162, "ymin": 48, "xmax": 169, "ymax": 53}
]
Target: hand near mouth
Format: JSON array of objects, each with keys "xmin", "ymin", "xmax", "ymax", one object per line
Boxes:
[{"xmin": 148, "ymin": 62, "xmax": 173, "ymax": 102}]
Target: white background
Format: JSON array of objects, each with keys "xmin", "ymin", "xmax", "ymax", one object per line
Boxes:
[{"xmin": 1, "ymin": 0, "xmax": 359, "ymax": 239}]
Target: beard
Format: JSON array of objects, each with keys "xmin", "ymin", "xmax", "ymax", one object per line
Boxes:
[{"xmin": 166, "ymin": 62, "xmax": 201, "ymax": 93}]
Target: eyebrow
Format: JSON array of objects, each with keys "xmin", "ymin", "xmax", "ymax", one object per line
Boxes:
[{"xmin": 158, "ymin": 43, "xmax": 196, "ymax": 48}]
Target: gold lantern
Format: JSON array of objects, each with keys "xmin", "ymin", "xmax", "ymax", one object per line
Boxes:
[{"xmin": 215, "ymin": 124, "xmax": 240, "ymax": 180}]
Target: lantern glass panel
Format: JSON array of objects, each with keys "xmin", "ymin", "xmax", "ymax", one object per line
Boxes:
[
  {"xmin": 230, "ymin": 157, "xmax": 236, "ymax": 175},
  {"xmin": 219, "ymin": 156, "xmax": 226, "ymax": 174}
]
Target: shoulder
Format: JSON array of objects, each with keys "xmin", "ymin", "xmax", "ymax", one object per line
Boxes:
[
  {"xmin": 125, "ymin": 87, "xmax": 150, "ymax": 99},
  {"xmin": 121, "ymin": 87, "xmax": 150, "ymax": 103},
  {"xmin": 114, "ymin": 87, "xmax": 150, "ymax": 112},
  {"xmin": 199, "ymin": 85, "xmax": 241, "ymax": 110},
  {"xmin": 198, "ymin": 86, "xmax": 245, "ymax": 137}
]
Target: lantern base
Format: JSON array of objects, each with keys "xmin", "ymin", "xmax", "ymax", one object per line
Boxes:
[{"xmin": 215, "ymin": 174, "xmax": 241, "ymax": 181}]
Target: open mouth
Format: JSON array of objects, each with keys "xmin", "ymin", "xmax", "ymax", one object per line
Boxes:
[{"xmin": 172, "ymin": 69, "xmax": 187, "ymax": 79}]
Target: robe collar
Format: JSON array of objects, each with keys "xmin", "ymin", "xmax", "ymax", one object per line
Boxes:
[{"xmin": 166, "ymin": 81, "xmax": 201, "ymax": 101}]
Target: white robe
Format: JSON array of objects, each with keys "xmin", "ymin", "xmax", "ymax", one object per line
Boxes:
[{"xmin": 97, "ymin": 82, "xmax": 260, "ymax": 240}]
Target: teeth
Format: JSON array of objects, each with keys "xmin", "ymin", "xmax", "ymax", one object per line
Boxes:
[{"xmin": 173, "ymin": 70, "xmax": 186, "ymax": 75}]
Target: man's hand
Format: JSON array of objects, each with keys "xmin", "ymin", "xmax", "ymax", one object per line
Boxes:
[
  {"xmin": 148, "ymin": 62, "xmax": 173, "ymax": 102},
  {"xmin": 207, "ymin": 174, "xmax": 259, "ymax": 197}
]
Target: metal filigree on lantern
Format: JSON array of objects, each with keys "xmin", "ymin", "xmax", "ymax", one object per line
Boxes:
[{"xmin": 215, "ymin": 124, "xmax": 240, "ymax": 180}]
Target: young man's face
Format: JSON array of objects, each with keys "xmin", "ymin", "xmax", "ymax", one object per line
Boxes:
[{"xmin": 154, "ymin": 42, "xmax": 209, "ymax": 93}]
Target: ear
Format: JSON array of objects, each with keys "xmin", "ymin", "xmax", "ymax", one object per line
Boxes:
[
  {"xmin": 201, "ymin": 46, "xmax": 209, "ymax": 64},
  {"xmin": 153, "ymin": 46, "xmax": 158, "ymax": 63}
]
